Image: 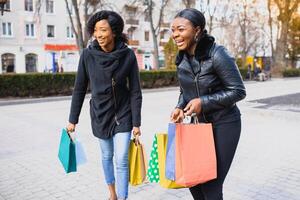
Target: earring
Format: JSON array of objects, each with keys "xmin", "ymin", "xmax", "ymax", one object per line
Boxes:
[{"xmin": 194, "ymin": 35, "xmax": 199, "ymax": 43}]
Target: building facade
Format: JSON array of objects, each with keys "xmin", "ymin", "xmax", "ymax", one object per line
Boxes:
[{"xmin": 0, "ymin": 0, "xmax": 184, "ymax": 74}]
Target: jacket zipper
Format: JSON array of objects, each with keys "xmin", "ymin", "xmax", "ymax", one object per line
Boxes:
[
  {"xmin": 112, "ymin": 78, "xmax": 120, "ymax": 126},
  {"xmin": 194, "ymin": 61, "xmax": 208, "ymax": 122}
]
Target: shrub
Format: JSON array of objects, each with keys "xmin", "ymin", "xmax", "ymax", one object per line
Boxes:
[
  {"xmin": 0, "ymin": 71, "xmax": 178, "ymax": 97},
  {"xmin": 282, "ymin": 68, "xmax": 300, "ymax": 77}
]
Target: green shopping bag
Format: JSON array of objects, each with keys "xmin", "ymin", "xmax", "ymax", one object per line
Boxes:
[
  {"xmin": 147, "ymin": 134, "xmax": 160, "ymax": 183},
  {"xmin": 58, "ymin": 129, "xmax": 77, "ymax": 173}
]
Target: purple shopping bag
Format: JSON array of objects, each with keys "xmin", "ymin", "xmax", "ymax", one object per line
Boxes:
[{"xmin": 165, "ymin": 123, "xmax": 176, "ymax": 181}]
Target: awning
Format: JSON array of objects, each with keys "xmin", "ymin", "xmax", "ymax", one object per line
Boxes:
[{"xmin": 44, "ymin": 44, "xmax": 78, "ymax": 51}]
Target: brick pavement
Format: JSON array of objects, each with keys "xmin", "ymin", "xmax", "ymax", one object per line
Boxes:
[{"xmin": 0, "ymin": 78, "xmax": 300, "ymax": 200}]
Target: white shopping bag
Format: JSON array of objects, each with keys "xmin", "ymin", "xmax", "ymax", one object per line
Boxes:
[{"xmin": 75, "ymin": 137, "xmax": 87, "ymax": 166}]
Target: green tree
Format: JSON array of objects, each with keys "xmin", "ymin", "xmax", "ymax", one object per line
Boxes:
[{"xmin": 163, "ymin": 38, "xmax": 178, "ymax": 69}]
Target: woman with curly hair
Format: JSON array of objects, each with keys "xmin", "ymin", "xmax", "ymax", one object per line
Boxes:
[{"xmin": 66, "ymin": 10, "xmax": 142, "ymax": 200}]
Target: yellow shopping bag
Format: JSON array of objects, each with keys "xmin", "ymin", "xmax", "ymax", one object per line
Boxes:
[
  {"xmin": 129, "ymin": 139, "xmax": 147, "ymax": 186},
  {"xmin": 156, "ymin": 133, "xmax": 184, "ymax": 189}
]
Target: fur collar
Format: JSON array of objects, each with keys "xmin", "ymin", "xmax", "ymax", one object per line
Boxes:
[{"xmin": 176, "ymin": 34, "xmax": 215, "ymax": 65}]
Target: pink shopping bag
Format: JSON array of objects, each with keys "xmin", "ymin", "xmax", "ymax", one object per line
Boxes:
[{"xmin": 175, "ymin": 123, "xmax": 217, "ymax": 187}]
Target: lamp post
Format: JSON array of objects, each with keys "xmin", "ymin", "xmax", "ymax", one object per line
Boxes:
[{"xmin": 0, "ymin": 0, "xmax": 8, "ymax": 16}]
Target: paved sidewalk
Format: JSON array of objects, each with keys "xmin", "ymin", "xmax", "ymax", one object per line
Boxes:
[{"xmin": 0, "ymin": 78, "xmax": 300, "ymax": 200}]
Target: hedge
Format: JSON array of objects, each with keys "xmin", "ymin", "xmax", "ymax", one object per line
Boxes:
[
  {"xmin": 0, "ymin": 70, "xmax": 178, "ymax": 98},
  {"xmin": 282, "ymin": 68, "xmax": 300, "ymax": 77},
  {"xmin": 0, "ymin": 68, "xmax": 247, "ymax": 98}
]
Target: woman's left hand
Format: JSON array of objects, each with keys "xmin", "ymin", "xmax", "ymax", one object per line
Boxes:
[
  {"xmin": 132, "ymin": 127, "xmax": 141, "ymax": 145},
  {"xmin": 133, "ymin": 127, "xmax": 141, "ymax": 136},
  {"xmin": 184, "ymin": 98, "xmax": 202, "ymax": 116}
]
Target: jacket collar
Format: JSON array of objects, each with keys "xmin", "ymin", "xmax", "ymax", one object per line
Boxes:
[
  {"xmin": 176, "ymin": 33, "xmax": 215, "ymax": 65},
  {"xmin": 88, "ymin": 39, "xmax": 129, "ymax": 59}
]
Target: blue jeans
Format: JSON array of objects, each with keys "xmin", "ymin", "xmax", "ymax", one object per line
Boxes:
[{"xmin": 99, "ymin": 132, "xmax": 131, "ymax": 199}]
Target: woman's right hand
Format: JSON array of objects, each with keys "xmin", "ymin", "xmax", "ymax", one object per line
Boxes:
[
  {"xmin": 66, "ymin": 123, "xmax": 76, "ymax": 133},
  {"xmin": 170, "ymin": 108, "xmax": 184, "ymax": 123}
]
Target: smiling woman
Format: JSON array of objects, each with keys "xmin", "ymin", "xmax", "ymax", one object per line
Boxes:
[
  {"xmin": 67, "ymin": 10, "xmax": 142, "ymax": 200},
  {"xmin": 93, "ymin": 20, "xmax": 115, "ymax": 52},
  {"xmin": 170, "ymin": 8, "xmax": 246, "ymax": 200}
]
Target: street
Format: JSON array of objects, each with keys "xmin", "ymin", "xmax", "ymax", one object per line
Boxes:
[{"xmin": 0, "ymin": 78, "xmax": 300, "ymax": 200}]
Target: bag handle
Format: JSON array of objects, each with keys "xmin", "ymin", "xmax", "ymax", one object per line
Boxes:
[{"xmin": 183, "ymin": 113, "xmax": 199, "ymax": 124}]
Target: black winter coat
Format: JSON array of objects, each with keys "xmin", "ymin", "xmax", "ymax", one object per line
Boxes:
[
  {"xmin": 176, "ymin": 34, "xmax": 246, "ymax": 124},
  {"xmin": 69, "ymin": 40, "xmax": 142, "ymax": 139}
]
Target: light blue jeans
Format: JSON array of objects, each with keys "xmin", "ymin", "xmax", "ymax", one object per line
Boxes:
[{"xmin": 99, "ymin": 132, "xmax": 131, "ymax": 199}]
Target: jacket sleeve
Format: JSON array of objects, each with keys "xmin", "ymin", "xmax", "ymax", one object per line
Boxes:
[
  {"xmin": 176, "ymin": 86, "xmax": 187, "ymax": 109},
  {"xmin": 129, "ymin": 52, "xmax": 142, "ymax": 127},
  {"xmin": 69, "ymin": 50, "xmax": 89, "ymax": 124},
  {"xmin": 200, "ymin": 46, "xmax": 246, "ymax": 113}
]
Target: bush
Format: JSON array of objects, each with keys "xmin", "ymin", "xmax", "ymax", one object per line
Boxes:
[
  {"xmin": 139, "ymin": 70, "xmax": 177, "ymax": 88},
  {"xmin": 0, "ymin": 67, "xmax": 248, "ymax": 98},
  {"xmin": 0, "ymin": 71, "xmax": 178, "ymax": 98},
  {"xmin": 282, "ymin": 68, "xmax": 300, "ymax": 77},
  {"xmin": 238, "ymin": 68, "xmax": 248, "ymax": 80},
  {"xmin": 0, "ymin": 73, "xmax": 76, "ymax": 98}
]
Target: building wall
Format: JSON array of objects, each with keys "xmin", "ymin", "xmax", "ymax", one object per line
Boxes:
[{"xmin": 0, "ymin": 0, "xmax": 184, "ymax": 74}]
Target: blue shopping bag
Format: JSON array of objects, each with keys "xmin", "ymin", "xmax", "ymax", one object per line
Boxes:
[
  {"xmin": 165, "ymin": 123, "xmax": 176, "ymax": 181},
  {"xmin": 75, "ymin": 139, "xmax": 87, "ymax": 166},
  {"xmin": 58, "ymin": 129, "xmax": 77, "ymax": 173}
]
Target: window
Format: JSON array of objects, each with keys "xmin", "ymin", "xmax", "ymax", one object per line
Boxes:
[
  {"xmin": 2, "ymin": 22, "xmax": 12, "ymax": 36},
  {"xmin": 47, "ymin": 25, "xmax": 55, "ymax": 38},
  {"xmin": 67, "ymin": 26, "xmax": 74, "ymax": 38},
  {"xmin": 4, "ymin": 0, "xmax": 10, "ymax": 10},
  {"xmin": 145, "ymin": 31, "xmax": 149, "ymax": 41},
  {"xmin": 160, "ymin": 31, "xmax": 164, "ymax": 40},
  {"xmin": 46, "ymin": 0, "xmax": 54, "ymax": 13},
  {"xmin": 1, "ymin": 53, "xmax": 15, "ymax": 73},
  {"xmin": 25, "ymin": 23, "xmax": 35, "ymax": 37},
  {"xmin": 25, "ymin": 0, "xmax": 33, "ymax": 12},
  {"xmin": 25, "ymin": 53, "xmax": 38, "ymax": 72}
]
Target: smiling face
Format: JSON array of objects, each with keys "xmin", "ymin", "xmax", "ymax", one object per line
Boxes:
[
  {"xmin": 171, "ymin": 17, "xmax": 200, "ymax": 54},
  {"xmin": 93, "ymin": 19, "xmax": 115, "ymax": 52}
]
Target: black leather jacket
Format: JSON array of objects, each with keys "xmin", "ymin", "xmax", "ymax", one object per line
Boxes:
[{"xmin": 176, "ymin": 35, "xmax": 246, "ymax": 124}]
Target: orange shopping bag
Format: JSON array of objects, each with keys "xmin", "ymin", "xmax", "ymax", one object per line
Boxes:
[{"xmin": 175, "ymin": 119, "xmax": 217, "ymax": 187}]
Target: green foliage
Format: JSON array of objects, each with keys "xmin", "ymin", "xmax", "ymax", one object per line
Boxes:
[
  {"xmin": 0, "ymin": 73, "xmax": 76, "ymax": 97},
  {"xmin": 139, "ymin": 70, "xmax": 178, "ymax": 88},
  {"xmin": 163, "ymin": 38, "xmax": 178, "ymax": 69},
  {"xmin": 0, "ymin": 71, "xmax": 179, "ymax": 97},
  {"xmin": 0, "ymin": 67, "xmax": 250, "ymax": 97},
  {"xmin": 282, "ymin": 68, "xmax": 300, "ymax": 77},
  {"xmin": 236, "ymin": 57, "xmax": 243, "ymax": 68},
  {"xmin": 238, "ymin": 68, "xmax": 248, "ymax": 80}
]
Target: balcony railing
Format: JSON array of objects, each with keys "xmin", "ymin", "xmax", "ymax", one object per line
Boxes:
[
  {"xmin": 160, "ymin": 22, "xmax": 170, "ymax": 28},
  {"xmin": 128, "ymin": 40, "xmax": 139, "ymax": 46},
  {"xmin": 126, "ymin": 19, "xmax": 139, "ymax": 25}
]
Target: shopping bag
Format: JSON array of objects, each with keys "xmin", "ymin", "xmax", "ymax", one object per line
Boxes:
[
  {"xmin": 156, "ymin": 133, "xmax": 184, "ymax": 189},
  {"xmin": 58, "ymin": 129, "xmax": 77, "ymax": 173},
  {"xmin": 147, "ymin": 135, "xmax": 160, "ymax": 183},
  {"xmin": 165, "ymin": 123, "xmax": 176, "ymax": 181},
  {"xmin": 75, "ymin": 138, "xmax": 87, "ymax": 166},
  {"xmin": 129, "ymin": 139, "xmax": 147, "ymax": 186},
  {"xmin": 175, "ymin": 123, "xmax": 217, "ymax": 187}
]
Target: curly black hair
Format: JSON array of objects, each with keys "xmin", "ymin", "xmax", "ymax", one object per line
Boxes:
[{"xmin": 87, "ymin": 10, "xmax": 128, "ymax": 44}]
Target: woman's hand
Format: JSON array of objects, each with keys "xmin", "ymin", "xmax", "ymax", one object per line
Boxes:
[
  {"xmin": 66, "ymin": 123, "xmax": 76, "ymax": 133},
  {"xmin": 170, "ymin": 108, "xmax": 184, "ymax": 123},
  {"xmin": 132, "ymin": 127, "xmax": 141, "ymax": 145},
  {"xmin": 184, "ymin": 98, "xmax": 202, "ymax": 116},
  {"xmin": 132, "ymin": 126, "xmax": 141, "ymax": 137}
]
